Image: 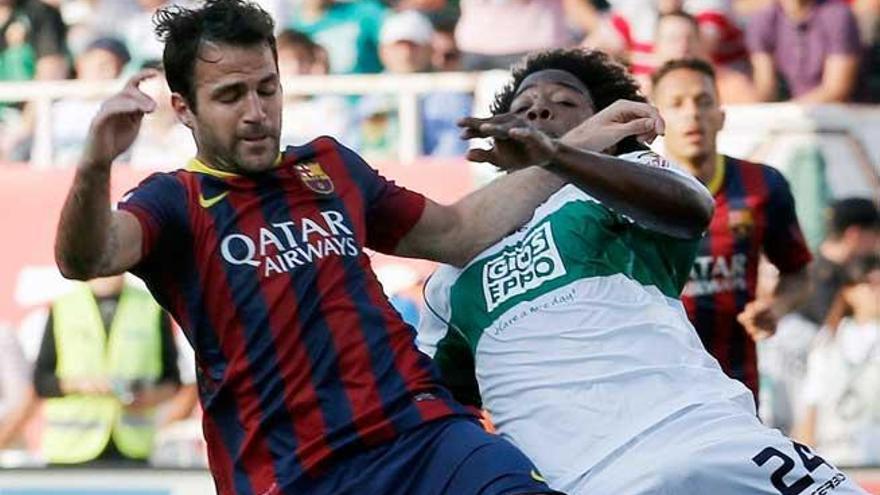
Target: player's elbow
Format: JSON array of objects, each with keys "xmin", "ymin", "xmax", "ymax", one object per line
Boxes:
[
  {"xmin": 54, "ymin": 249, "xmax": 96, "ymax": 281},
  {"xmin": 674, "ymin": 183, "xmax": 715, "ymax": 239},
  {"xmin": 693, "ymin": 188, "xmax": 715, "ymax": 232}
]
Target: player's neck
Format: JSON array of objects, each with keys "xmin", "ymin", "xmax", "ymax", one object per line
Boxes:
[{"xmin": 675, "ymin": 153, "xmax": 717, "ymax": 186}]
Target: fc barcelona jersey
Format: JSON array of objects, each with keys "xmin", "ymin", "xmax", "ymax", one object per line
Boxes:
[
  {"xmin": 118, "ymin": 137, "xmax": 470, "ymax": 495},
  {"xmin": 680, "ymin": 155, "xmax": 812, "ymax": 396}
]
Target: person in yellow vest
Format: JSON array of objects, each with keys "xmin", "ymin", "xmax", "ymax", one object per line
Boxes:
[{"xmin": 33, "ymin": 275, "xmax": 181, "ymax": 465}]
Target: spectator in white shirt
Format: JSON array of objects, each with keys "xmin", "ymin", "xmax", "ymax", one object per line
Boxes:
[{"xmin": 796, "ymin": 255, "xmax": 880, "ymax": 467}]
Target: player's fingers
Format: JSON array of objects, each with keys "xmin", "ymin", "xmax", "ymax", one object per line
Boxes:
[
  {"xmin": 466, "ymin": 148, "xmax": 498, "ymax": 164},
  {"xmin": 607, "ymin": 100, "xmax": 663, "ymax": 124},
  {"xmin": 617, "ymin": 118, "xmax": 657, "ymax": 138},
  {"xmin": 458, "ymin": 112, "xmax": 518, "ymax": 130},
  {"xmin": 127, "ymin": 91, "xmax": 158, "ymax": 113},
  {"xmin": 102, "ymin": 96, "xmax": 152, "ymax": 118},
  {"xmin": 508, "ymin": 127, "xmax": 550, "ymax": 149},
  {"xmin": 125, "ymin": 69, "xmax": 161, "ymax": 92}
]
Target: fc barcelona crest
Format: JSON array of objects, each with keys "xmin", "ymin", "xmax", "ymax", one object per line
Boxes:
[
  {"xmin": 295, "ymin": 162, "xmax": 334, "ymax": 194},
  {"xmin": 728, "ymin": 208, "xmax": 754, "ymax": 238}
]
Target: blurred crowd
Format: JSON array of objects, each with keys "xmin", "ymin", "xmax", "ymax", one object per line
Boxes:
[
  {"xmin": 1, "ymin": 0, "xmax": 879, "ymax": 164},
  {"xmin": 0, "ymin": 0, "xmax": 877, "ymax": 471}
]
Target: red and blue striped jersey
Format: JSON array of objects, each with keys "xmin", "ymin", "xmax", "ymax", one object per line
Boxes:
[
  {"xmin": 118, "ymin": 137, "xmax": 471, "ymax": 495},
  {"xmin": 680, "ymin": 155, "xmax": 811, "ymax": 397}
]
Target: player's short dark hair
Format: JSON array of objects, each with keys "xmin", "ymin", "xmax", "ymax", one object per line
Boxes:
[
  {"xmin": 651, "ymin": 57, "xmax": 716, "ymax": 89},
  {"xmin": 154, "ymin": 0, "xmax": 277, "ymax": 111},
  {"xmin": 827, "ymin": 197, "xmax": 880, "ymax": 239},
  {"xmin": 492, "ymin": 49, "xmax": 647, "ymax": 153}
]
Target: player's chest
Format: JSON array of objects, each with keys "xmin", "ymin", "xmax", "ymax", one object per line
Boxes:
[
  {"xmin": 187, "ymin": 177, "xmax": 367, "ymax": 278},
  {"xmin": 703, "ymin": 191, "xmax": 769, "ymax": 253}
]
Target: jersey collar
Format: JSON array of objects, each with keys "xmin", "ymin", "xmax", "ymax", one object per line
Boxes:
[
  {"xmin": 186, "ymin": 153, "xmax": 283, "ymax": 178},
  {"xmin": 706, "ymin": 154, "xmax": 726, "ymax": 196}
]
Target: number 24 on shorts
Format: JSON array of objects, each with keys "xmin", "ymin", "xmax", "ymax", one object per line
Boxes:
[{"xmin": 752, "ymin": 441, "xmax": 846, "ymax": 495}]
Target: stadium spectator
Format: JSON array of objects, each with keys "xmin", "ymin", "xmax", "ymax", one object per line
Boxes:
[
  {"xmin": 51, "ymin": 37, "xmax": 130, "ymax": 165},
  {"xmin": 0, "ymin": 0, "xmax": 68, "ymax": 82},
  {"xmin": 287, "ymin": 0, "xmax": 387, "ymax": 74},
  {"xmin": 652, "ymin": 58, "xmax": 812, "ymax": 399},
  {"xmin": 798, "ymin": 198, "xmax": 880, "ymax": 326},
  {"xmin": 122, "ymin": 0, "xmax": 177, "ymax": 69},
  {"xmin": 586, "ymin": 0, "xmax": 748, "ymax": 82},
  {"xmin": 648, "ymin": 11, "xmax": 758, "ymax": 102},
  {"xmin": 747, "ymin": 0, "xmax": 862, "ymax": 102},
  {"xmin": 430, "ymin": 17, "xmax": 461, "ymax": 71},
  {"xmin": 275, "ymin": 28, "xmax": 350, "ymax": 148},
  {"xmin": 796, "ymin": 255, "xmax": 880, "ymax": 466},
  {"xmin": 455, "ymin": 0, "xmax": 592, "ymax": 70},
  {"xmin": 353, "ymin": 10, "xmax": 472, "ymax": 158},
  {"xmin": 0, "ymin": 322, "xmax": 32, "ymax": 449},
  {"xmin": 33, "ymin": 275, "xmax": 181, "ymax": 465}
]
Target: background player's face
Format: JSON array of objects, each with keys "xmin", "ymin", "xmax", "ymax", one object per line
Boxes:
[
  {"xmin": 653, "ymin": 68, "xmax": 724, "ymax": 163},
  {"xmin": 508, "ymin": 81, "xmax": 595, "ymax": 138},
  {"xmin": 175, "ymin": 41, "xmax": 282, "ymax": 174}
]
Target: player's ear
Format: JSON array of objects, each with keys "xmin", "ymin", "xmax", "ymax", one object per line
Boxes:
[{"xmin": 171, "ymin": 92, "xmax": 194, "ymax": 129}]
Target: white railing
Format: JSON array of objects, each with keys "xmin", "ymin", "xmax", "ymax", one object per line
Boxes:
[
  {"xmin": 0, "ymin": 72, "xmax": 878, "ymax": 188},
  {"xmin": 0, "ymin": 72, "xmax": 488, "ymax": 166}
]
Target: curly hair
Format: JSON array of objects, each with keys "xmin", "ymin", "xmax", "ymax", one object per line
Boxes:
[
  {"xmin": 491, "ymin": 49, "xmax": 647, "ymax": 152},
  {"xmin": 492, "ymin": 49, "xmax": 645, "ymax": 114},
  {"xmin": 154, "ymin": 0, "xmax": 277, "ymax": 111}
]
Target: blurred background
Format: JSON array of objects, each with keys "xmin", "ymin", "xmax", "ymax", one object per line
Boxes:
[{"xmin": 0, "ymin": 0, "xmax": 877, "ymax": 493}]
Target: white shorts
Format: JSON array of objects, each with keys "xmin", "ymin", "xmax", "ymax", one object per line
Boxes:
[{"xmin": 569, "ymin": 400, "xmax": 868, "ymax": 495}]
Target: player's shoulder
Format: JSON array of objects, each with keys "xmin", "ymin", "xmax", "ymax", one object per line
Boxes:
[
  {"xmin": 284, "ymin": 136, "xmax": 371, "ymax": 175},
  {"xmin": 724, "ymin": 155, "xmax": 789, "ymax": 191},
  {"xmin": 123, "ymin": 169, "xmax": 189, "ymax": 198}
]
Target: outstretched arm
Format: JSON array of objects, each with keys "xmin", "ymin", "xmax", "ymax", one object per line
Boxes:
[
  {"xmin": 395, "ymin": 167, "xmax": 564, "ymax": 267},
  {"xmin": 461, "ymin": 100, "xmax": 714, "ymax": 239},
  {"xmin": 544, "ymin": 142, "xmax": 714, "ymax": 239},
  {"xmin": 394, "ymin": 101, "xmax": 667, "ymax": 266},
  {"xmin": 55, "ymin": 71, "xmax": 158, "ymax": 279}
]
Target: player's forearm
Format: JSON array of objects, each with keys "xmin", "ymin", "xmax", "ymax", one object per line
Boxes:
[
  {"xmin": 55, "ymin": 161, "xmax": 115, "ymax": 279},
  {"xmin": 449, "ymin": 166, "xmax": 565, "ymax": 266},
  {"xmin": 771, "ymin": 269, "xmax": 810, "ymax": 316},
  {"xmin": 546, "ymin": 142, "xmax": 714, "ymax": 239}
]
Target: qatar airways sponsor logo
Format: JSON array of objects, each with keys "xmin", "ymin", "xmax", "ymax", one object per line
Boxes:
[
  {"xmin": 682, "ymin": 253, "xmax": 748, "ymax": 297},
  {"xmin": 219, "ymin": 210, "xmax": 360, "ymax": 277}
]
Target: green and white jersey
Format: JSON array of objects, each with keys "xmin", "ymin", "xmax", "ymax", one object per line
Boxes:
[{"xmin": 417, "ymin": 152, "xmax": 753, "ymax": 493}]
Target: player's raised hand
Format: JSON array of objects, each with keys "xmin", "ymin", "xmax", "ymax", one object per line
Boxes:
[
  {"xmin": 561, "ymin": 100, "xmax": 664, "ymax": 152},
  {"xmin": 459, "ymin": 113, "xmax": 559, "ymax": 170},
  {"xmin": 81, "ymin": 69, "xmax": 160, "ymax": 168}
]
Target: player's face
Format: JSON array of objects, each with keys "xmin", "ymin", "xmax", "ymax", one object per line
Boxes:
[
  {"xmin": 508, "ymin": 82, "xmax": 595, "ymax": 138},
  {"xmin": 177, "ymin": 42, "xmax": 283, "ymax": 174},
  {"xmin": 652, "ymin": 68, "xmax": 724, "ymax": 163}
]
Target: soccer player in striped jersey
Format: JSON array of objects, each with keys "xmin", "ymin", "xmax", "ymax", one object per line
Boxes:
[
  {"xmin": 418, "ymin": 49, "xmax": 866, "ymax": 494},
  {"xmin": 651, "ymin": 58, "xmax": 812, "ymax": 400},
  {"xmin": 52, "ymin": 1, "xmax": 664, "ymax": 494}
]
